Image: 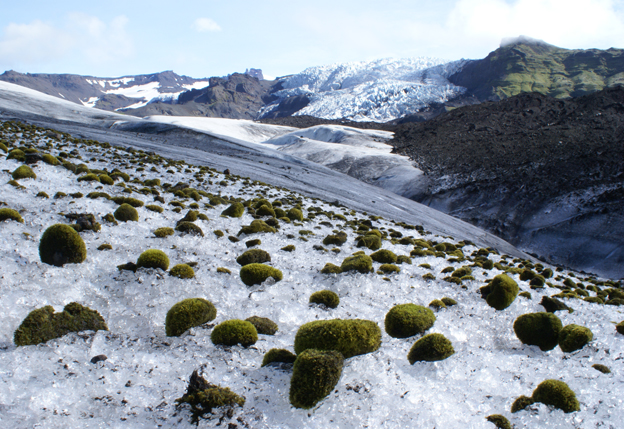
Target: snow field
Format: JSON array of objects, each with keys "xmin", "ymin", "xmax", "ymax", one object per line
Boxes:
[{"xmin": 0, "ymin": 126, "xmax": 622, "ymax": 428}]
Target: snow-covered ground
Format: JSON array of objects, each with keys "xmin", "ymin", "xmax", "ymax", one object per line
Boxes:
[
  {"xmin": 0, "ymin": 125, "xmax": 622, "ymax": 428},
  {"xmin": 261, "ymin": 58, "xmax": 467, "ymax": 122}
]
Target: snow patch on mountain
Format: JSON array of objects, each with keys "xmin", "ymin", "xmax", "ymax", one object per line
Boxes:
[{"xmin": 262, "ymin": 58, "xmax": 467, "ymax": 122}]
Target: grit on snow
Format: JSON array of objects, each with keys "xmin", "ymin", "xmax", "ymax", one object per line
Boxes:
[{"xmin": 0, "ymin": 125, "xmax": 623, "ymax": 429}]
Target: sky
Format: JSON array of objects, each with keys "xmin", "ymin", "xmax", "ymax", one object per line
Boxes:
[{"xmin": 1, "ymin": 0, "xmax": 623, "ymax": 79}]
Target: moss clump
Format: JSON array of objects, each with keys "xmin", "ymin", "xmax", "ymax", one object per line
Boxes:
[
  {"xmin": 237, "ymin": 219, "xmax": 276, "ymax": 236},
  {"xmin": 356, "ymin": 234, "xmax": 382, "ymax": 250},
  {"xmin": 513, "ymin": 312, "xmax": 563, "ymax": 351},
  {"xmin": 407, "ymin": 333, "xmax": 454, "ymax": 364},
  {"xmin": 41, "ymin": 154, "xmax": 59, "ymax": 165},
  {"xmin": 0, "ymin": 208, "xmax": 24, "ymax": 223},
  {"xmin": 175, "ymin": 221, "xmax": 204, "ymax": 237},
  {"xmin": 145, "ymin": 204, "xmax": 164, "ymax": 213},
  {"xmin": 216, "ymin": 267, "xmax": 231, "ymax": 274},
  {"xmin": 423, "ymin": 273, "xmax": 436, "ymax": 280},
  {"xmin": 385, "ymin": 304, "xmax": 436, "ymax": 338},
  {"xmin": 213, "ymin": 229, "xmax": 224, "ymax": 238},
  {"xmin": 39, "ymin": 224, "xmax": 87, "ymax": 266},
  {"xmin": 245, "ymin": 316, "xmax": 278, "ymax": 335},
  {"xmin": 236, "ymin": 249, "xmax": 271, "ymax": 266},
  {"xmin": 12, "ymin": 165, "xmax": 36, "ymax": 180},
  {"xmin": 170, "ymin": 264, "xmax": 195, "ymax": 279},
  {"xmin": 371, "ymin": 249, "xmax": 397, "ymax": 263},
  {"xmin": 36, "ymin": 191, "xmax": 49, "ymax": 198},
  {"xmin": 99, "ymin": 174, "xmax": 114, "ymax": 185},
  {"xmin": 558, "ymin": 324, "xmax": 593, "ymax": 353},
  {"xmin": 321, "ymin": 263, "xmax": 342, "ymax": 274},
  {"xmin": 239, "ymin": 263, "xmax": 283, "ymax": 286},
  {"xmin": 323, "ymin": 231, "xmax": 348, "ymax": 246},
  {"xmin": 397, "ymin": 255, "xmax": 412, "ymax": 264},
  {"xmin": 7, "ymin": 149, "xmax": 25, "ymax": 161},
  {"xmin": 289, "ymin": 349, "xmax": 344, "ymax": 409},
  {"xmin": 136, "ymin": 249, "xmax": 169, "ymax": 271},
  {"xmin": 441, "ymin": 297, "xmax": 457, "ymax": 306},
  {"xmin": 378, "ymin": 263, "xmax": 400, "ymax": 274},
  {"xmin": 486, "ymin": 414, "xmax": 512, "ymax": 429},
  {"xmin": 175, "ymin": 370, "xmax": 245, "ymax": 424},
  {"xmin": 340, "ymin": 254, "xmax": 373, "ymax": 274},
  {"xmin": 287, "ymin": 208, "xmax": 303, "ymax": 221},
  {"xmin": 617, "ymin": 321, "xmax": 624, "ymax": 335},
  {"xmin": 511, "ymin": 395, "xmax": 535, "ymax": 413},
  {"xmin": 281, "ymin": 244, "xmax": 296, "ymax": 252},
  {"xmin": 211, "ymin": 319, "xmax": 258, "ymax": 347},
  {"xmin": 114, "ymin": 203, "xmax": 139, "ymax": 222},
  {"xmin": 540, "ymin": 295, "xmax": 571, "ymax": 313},
  {"xmin": 77, "ymin": 173, "xmax": 100, "ymax": 182},
  {"xmin": 154, "ymin": 227, "xmax": 174, "ymax": 238},
  {"xmin": 14, "ymin": 302, "xmax": 107, "ymax": 346},
  {"xmin": 429, "ymin": 299, "xmax": 446, "ymax": 310},
  {"xmin": 261, "ymin": 348, "xmax": 296, "ymax": 367},
  {"xmin": 256, "ymin": 204, "xmax": 275, "ymax": 217},
  {"xmin": 481, "ymin": 274, "xmax": 519, "ymax": 310},
  {"xmin": 221, "ymin": 202, "xmax": 245, "ymax": 217},
  {"xmin": 452, "ymin": 266, "xmax": 472, "ymax": 278},
  {"xmin": 165, "ymin": 298, "xmax": 216, "ymax": 337},
  {"xmin": 294, "ymin": 318, "xmax": 381, "ymax": 358},
  {"xmin": 531, "ymin": 379, "xmax": 580, "ymax": 413},
  {"xmin": 111, "ymin": 196, "xmax": 144, "ymax": 207},
  {"xmin": 245, "ymin": 238, "xmax": 261, "ymax": 248},
  {"xmin": 309, "ymin": 290, "xmax": 340, "ymax": 308}
]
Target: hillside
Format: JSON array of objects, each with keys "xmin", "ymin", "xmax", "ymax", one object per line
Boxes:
[
  {"xmin": 1, "ymin": 119, "xmax": 623, "ymax": 428},
  {"xmin": 449, "ymin": 38, "xmax": 624, "ymax": 101},
  {"xmin": 390, "ymin": 87, "xmax": 624, "ymax": 278}
]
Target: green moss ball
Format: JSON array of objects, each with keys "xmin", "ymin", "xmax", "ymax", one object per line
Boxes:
[
  {"xmin": 136, "ymin": 249, "xmax": 169, "ymax": 271},
  {"xmin": 165, "ymin": 298, "xmax": 216, "ymax": 337},
  {"xmin": 42, "ymin": 154, "xmax": 59, "ymax": 165},
  {"xmin": 531, "ymin": 379, "xmax": 580, "ymax": 413},
  {"xmin": 385, "ymin": 304, "xmax": 436, "ymax": 338},
  {"xmin": 511, "ymin": 395, "xmax": 535, "ymax": 413},
  {"xmin": 39, "ymin": 224, "xmax": 87, "ymax": 266},
  {"xmin": 371, "ymin": 249, "xmax": 397, "ymax": 263},
  {"xmin": 256, "ymin": 204, "xmax": 275, "ymax": 217},
  {"xmin": 261, "ymin": 348, "xmax": 296, "ymax": 367},
  {"xmin": 114, "ymin": 203, "xmax": 139, "ymax": 222},
  {"xmin": 0, "ymin": 208, "xmax": 24, "ymax": 223},
  {"xmin": 169, "ymin": 264, "xmax": 195, "ymax": 279},
  {"xmin": 236, "ymin": 249, "xmax": 271, "ymax": 266},
  {"xmin": 12, "ymin": 165, "xmax": 36, "ymax": 180},
  {"xmin": 309, "ymin": 290, "xmax": 340, "ymax": 308},
  {"xmin": 486, "ymin": 414, "xmax": 512, "ymax": 429},
  {"xmin": 558, "ymin": 324, "xmax": 593, "ymax": 353},
  {"xmin": 294, "ymin": 318, "xmax": 381, "ymax": 358},
  {"xmin": 245, "ymin": 316, "xmax": 278, "ymax": 335},
  {"xmin": 146, "ymin": 204, "xmax": 164, "ymax": 213},
  {"xmin": 407, "ymin": 333, "xmax": 455, "ymax": 364},
  {"xmin": 221, "ymin": 202, "xmax": 245, "ymax": 218},
  {"xmin": 99, "ymin": 174, "xmax": 114, "ymax": 185},
  {"xmin": 340, "ymin": 254, "xmax": 373, "ymax": 274},
  {"xmin": 617, "ymin": 321, "xmax": 624, "ymax": 335},
  {"xmin": 356, "ymin": 234, "xmax": 382, "ymax": 250},
  {"xmin": 513, "ymin": 312, "xmax": 563, "ymax": 351},
  {"xmin": 175, "ymin": 221, "xmax": 204, "ymax": 237},
  {"xmin": 77, "ymin": 173, "xmax": 100, "ymax": 182},
  {"xmin": 211, "ymin": 319, "xmax": 258, "ymax": 347},
  {"xmin": 289, "ymin": 349, "xmax": 344, "ymax": 409},
  {"xmin": 287, "ymin": 208, "xmax": 303, "ymax": 222},
  {"xmin": 154, "ymin": 227, "xmax": 174, "ymax": 238},
  {"xmin": 7, "ymin": 149, "xmax": 25, "ymax": 161},
  {"xmin": 484, "ymin": 274, "xmax": 519, "ymax": 310},
  {"xmin": 321, "ymin": 263, "xmax": 342, "ymax": 274},
  {"xmin": 239, "ymin": 263, "xmax": 283, "ymax": 286}
]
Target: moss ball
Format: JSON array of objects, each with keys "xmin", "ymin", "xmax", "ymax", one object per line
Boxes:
[
  {"xmin": 245, "ymin": 238, "xmax": 261, "ymax": 248},
  {"xmin": 531, "ymin": 379, "xmax": 580, "ymax": 413},
  {"xmin": 221, "ymin": 202, "xmax": 245, "ymax": 218},
  {"xmin": 7, "ymin": 148, "xmax": 25, "ymax": 161},
  {"xmin": 0, "ymin": 208, "xmax": 24, "ymax": 223},
  {"xmin": 42, "ymin": 154, "xmax": 59, "ymax": 165},
  {"xmin": 175, "ymin": 221, "xmax": 204, "ymax": 236},
  {"xmin": 97, "ymin": 243, "xmax": 113, "ymax": 251},
  {"xmin": 309, "ymin": 290, "xmax": 340, "ymax": 308},
  {"xmin": 39, "ymin": 224, "xmax": 87, "ymax": 266},
  {"xmin": 77, "ymin": 173, "xmax": 100, "ymax": 182},
  {"xmin": 486, "ymin": 414, "xmax": 512, "ymax": 429},
  {"xmin": 321, "ymin": 263, "xmax": 342, "ymax": 274},
  {"xmin": 429, "ymin": 299, "xmax": 447, "ymax": 310},
  {"xmin": 114, "ymin": 203, "xmax": 139, "ymax": 222},
  {"xmin": 98, "ymin": 174, "xmax": 114, "ymax": 185},
  {"xmin": 558, "ymin": 324, "xmax": 593, "ymax": 353},
  {"xmin": 483, "ymin": 274, "xmax": 519, "ymax": 310},
  {"xmin": 154, "ymin": 227, "xmax": 174, "ymax": 238},
  {"xmin": 592, "ymin": 363, "xmax": 611, "ymax": 374},
  {"xmin": 407, "ymin": 333, "xmax": 455, "ymax": 364},
  {"xmin": 294, "ymin": 318, "xmax": 381, "ymax": 358},
  {"xmin": 397, "ymin": 255, "xmax": 412, "ymax": 264},
  {"xmin": 289, "ymin": 349, "xmax": 344, "ymax": 409},
  {"xmin": 169, "ymin": 264, "xmax": 195, "ymax": 279},
  {"xmin": 385, "ymin": 304, "xmax": 436, "ymax": 338},
  {"xmin": 14, "ymin": 302, "xmax": 107, "ymax": 346},
  {"xmin": 511, "ymin": 395, "xmax": 535, "ymax": 413},
  {"xmin": 256, "ymin": 204, "xmax": 275, "ymax": 217},
  {"xmin": 371, "ymin": 249, "xmax": 397, "ymax": 263},
  {"xmin": 617, "ymin": 321, "xmax": 624, "ymax": 335},
  {"xmin": 281, "ymin": 244, "xmax": 296, "ymax": 252},
  {"xmin": 378, "ymin": 263, "xmax": 400, "ymax": 274},
  {"xmin": 136, "ymin": 249, "xmax": 169, "ymax": 271},
  {"xmin": 211, "ymin": 319, "xmax": 258, "ymax": 347},
  {"xmin": 340, "ymin": 254, "xmax": 373, "ymax": 274},
  {"xmin": 239, "ymin": 263, "xmax": 282, "ymax": 286},
  {"xmin": 323, "ymin": 232, "xmax": 348, "ymax": 246},
  {"xmin": 145, "ymin": 204, "xmax": 164, "ymax": 213},
  {"xmin": 513, "ymin": 312, "xmax": 563, "ymax": 351},
  {"xmin": 236, "ymin": 249, "xmax": 271, "ymax": 266},
  {"xmin": 12, "ymin": 165, "xmax": 36, "ymax": 180},
  {"xmin": 356, "ymin": 234, "xmax": 382, "ymax": 250},
  {"xmin": 441, "ymin": 297, "xmax": 457, "ymax": 306},
  {"xmin": 245, "ymin": 316, "xmax": 278, "ymax": 335},
  {"xmin": 287, "ymin": 208, "xmax": 304, "ymax": 222},
  {"xmin": 165, "ymin": 298, "xmax": 216, "ymax": 337},
  {"xmin": 261, "ymin": 348, "xmax": 296, "ymax": 367}
]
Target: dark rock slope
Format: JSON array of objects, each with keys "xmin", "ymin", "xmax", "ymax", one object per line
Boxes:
[{"xmin": 390, "ymin": 87, "xmax": 624, "ymax": 278}]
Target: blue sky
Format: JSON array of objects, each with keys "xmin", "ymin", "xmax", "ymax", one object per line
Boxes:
[{"xmin": 1, "ymin": 0, "xmax": 623, "ymax": 79}]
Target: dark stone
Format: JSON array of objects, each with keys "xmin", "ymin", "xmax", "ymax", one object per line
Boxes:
[
  {"xmin": 25, "ymin": 153, "xmax": 43, "ymax": 164},
  {"xmin": 90, "ymin": 354, "xmax": 107, "ymax": 364}
]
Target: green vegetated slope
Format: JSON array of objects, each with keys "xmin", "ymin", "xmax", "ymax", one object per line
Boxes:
[{"xmin": 450, "ymin": 41, "xmax": 624, "ymax": 101}]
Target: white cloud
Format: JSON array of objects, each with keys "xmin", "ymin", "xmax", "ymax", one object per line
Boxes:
[
  {"xmin": 192, "ymin": 18, "xmax": 221, "ymax": 33},
  {"xmin": 0, "ymin": 14, "xmax": 134, "ymax": 70}
]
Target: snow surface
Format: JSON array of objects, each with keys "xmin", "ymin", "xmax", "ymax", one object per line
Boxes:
[
  {"xmin": 262, "ymin": 58, "xmax": 467, "ymax": 122},
  {"xmin": 0, "ymin": 130, "xmax": 622, "ymax": 429}
]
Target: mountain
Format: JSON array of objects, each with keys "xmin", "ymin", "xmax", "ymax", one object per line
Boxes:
[
  {"xmin": 1, "ymin": 82, "xmax": 623, "ymax": 429},
  {"xmin": 390, "ymin": 87, "xmax": 624, "ymax": 278},
  {"xmin": 449, "ymin": 36, "xmax": 624, "ymax": 101}
]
